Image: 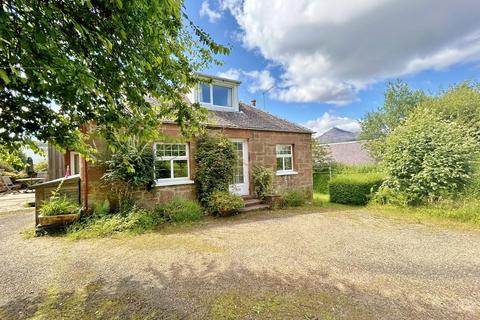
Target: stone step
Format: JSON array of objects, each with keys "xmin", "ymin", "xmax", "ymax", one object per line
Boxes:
[
  {"xmin": 239, "ymin": 204, "xmax": 270, "ymax": 213},
  {"xmin": 243, "ymin": 198, "xmax": 263, "ymax": 207}
]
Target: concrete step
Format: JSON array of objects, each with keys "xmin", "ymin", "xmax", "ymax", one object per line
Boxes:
[
  {"xmin": 239, "ymin": 204, "xmax": 270, "ymax": 213},
  {"xmin": 244, "ymin": 198, "xmax": 263, "ymax": 207}
]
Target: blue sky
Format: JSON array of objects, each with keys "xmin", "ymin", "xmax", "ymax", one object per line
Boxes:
[{"xmin": 185, "ymin": 0, "xmax": 480, "ymax": 136}]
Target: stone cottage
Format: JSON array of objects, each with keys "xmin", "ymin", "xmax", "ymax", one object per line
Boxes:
[{"xmin": 48, "ymin": 74, "xmax": 313, "ymax": 210}]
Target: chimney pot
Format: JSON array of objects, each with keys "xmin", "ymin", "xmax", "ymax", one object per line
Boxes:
[{"xmin": 251, "ymin": 99, "xmax": 256, "ymax": 107}]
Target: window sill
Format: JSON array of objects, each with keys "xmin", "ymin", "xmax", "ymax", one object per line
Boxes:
[
  {"xmin": 276, "ymin": 171, "xmax": 298, "ymax": 176},
  {"xmin": 154, "ymin": 179, "xmax": 195, "ymax": 187}
]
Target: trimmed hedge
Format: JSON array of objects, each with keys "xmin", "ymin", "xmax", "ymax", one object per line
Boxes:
[{"xmin": 329, "ymin": 173, "xmax": 385, "ymax": 205}]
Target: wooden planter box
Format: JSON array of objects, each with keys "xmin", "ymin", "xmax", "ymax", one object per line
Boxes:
[
  {"xmin": 37, "ymin": 213, "xmax": 80, "ymax": 227},
  {"xmin": 264, "ymin": 194, "xmax": 283, "ymax": 209}
]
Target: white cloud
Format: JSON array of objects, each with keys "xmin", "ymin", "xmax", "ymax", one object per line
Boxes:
[
  {"xmin": 243, "ymin": 70, "xmax": 275, "ymax": 93},
  {"xmin": 217, "ymin": 68, "xmax": 275, "ymax": 93},
  {"xmin": 200, "ymin": 1, "xmax": 222, "ymax": 23},
  {"xmin": 220, "ymin": 0, "xmax": 480, "ymax": 104},
  {"xmin": 303, "ymin": 113, "xmax": 361, "ymax": 137},
  {"xmin": 217, "ymin": 68, "xmax": 241, "ymax": 80}
]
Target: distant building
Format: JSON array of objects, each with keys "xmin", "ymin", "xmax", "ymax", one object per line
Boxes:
[{"xmin": 317, "ymin": 128, "xmax": 375, "ymax": 165}]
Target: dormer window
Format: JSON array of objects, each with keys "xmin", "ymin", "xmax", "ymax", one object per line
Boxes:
[{"xmin": 199, "ymin": 82, "xmax": 233, "ymax": 108}]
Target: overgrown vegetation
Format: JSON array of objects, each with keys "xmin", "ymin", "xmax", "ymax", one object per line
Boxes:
[
  {"xmin": 195, "ymin": 134, "xmax": 237, "ymax": 206},
  {"xmin": 313, "ymin": 163, "xmax": 382, "ymax": 193},
  {"xmin": 252, "ymin": 165, "xmax": 275, "ymax": 199},
  {"xmin": 283, "ymin": 190, "xmax": 307, "ymax": 207},
  {"xmin": 206, "ymin": 191, "xmax": 244, "ymax": 217},
  {"xmin": 39, "ymin": 183, "xmax": 80, "ymax": 216},
  {"xmin": 329, "ymin": 173, "xmax": 385, "ymax": 205}
]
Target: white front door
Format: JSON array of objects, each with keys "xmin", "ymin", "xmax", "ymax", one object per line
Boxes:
[{"xmin": 229, "ymin": 139, "xmax": 249, "ymax": 196}]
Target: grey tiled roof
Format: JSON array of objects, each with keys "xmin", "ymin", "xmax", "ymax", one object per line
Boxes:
[
  {"xmin": 209, "ymin": 102, "xmax": 312, "ymax": 134},
  {"xmin": 325, "ymin": 141, "xmax": 375, "ymax": 165}
]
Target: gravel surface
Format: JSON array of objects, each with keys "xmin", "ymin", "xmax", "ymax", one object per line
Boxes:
[{"xmin": 1, "ymin": 209, "xmax": 480, "ymax": 319}]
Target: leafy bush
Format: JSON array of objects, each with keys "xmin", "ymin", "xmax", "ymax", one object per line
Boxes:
[
  {"xmin": 156, "ymin": 198, "xmax": 203, "ymax": 223},
  {"xmin": 252, "ymin": 165, "xmax": 274, "ymax": 199},
  {"xmin": 207, "ymin": 191, "xmax": 244, "ymax": 217},
  {"xmin": 329, "ymin": 173, "xmax": 384, "ymax": 205},
  {"xmin": 39, "ymin": 196, "xmax": 79, "ymax": 216},
  {"xmin": 283, "ymin": 190, "xmax": 306, "ymax": 207},
  {"xmin": 381, "ymin": 110, "xmax": 478, "ymax": 205},
  {"xmin": 195, "ymin": 135, "xmax": 237, "ymax": 205},
  {"xmin": 102, "ymin": 137, "xmax": 155, "ymax": 205},
  {"xmin": 313, "ymin": 173, "xmax": 330, "ymax": 194},
  {"xmin": 371, "ymin": 185, "xmax": 409, "ymax": 207}
]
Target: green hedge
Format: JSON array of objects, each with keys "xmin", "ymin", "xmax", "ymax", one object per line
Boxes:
[
  {"xmin": 313, "ymin": 173, "xmax": 330, "ymax": 193},
  {"xmin": 329, "ymin": 173, "xmax": 385, "ymax": 205}
]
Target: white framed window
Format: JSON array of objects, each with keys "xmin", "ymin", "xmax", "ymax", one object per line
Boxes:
[
  {"xmin": 153, "ymin": 143, "xmax": 191, "ymax": 183},
  {"xmin": 70, "ymin": 152, "xmax": 80, "ymax": 175},
  {"xmin": 198, "ymin": 82, "xmax": 232, "ymax": 108},
  {"xmin": 276, "ymin": 144, "xmax": 293, "ymax": 173}
]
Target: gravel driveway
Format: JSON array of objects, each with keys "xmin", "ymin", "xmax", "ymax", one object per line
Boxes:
[{"xmin": 1, "ymin": 208, "xmax": 480, "ymax": 319}]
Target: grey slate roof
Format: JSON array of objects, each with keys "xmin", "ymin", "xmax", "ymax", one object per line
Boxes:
[
  {"xmin": 317, "ymin": 127, "xmax": 359, "ymax": 144},
  {"xmin": 325, "ymin": 141, "xmax": 375, "ymax": 165},
  {"xmin": 209, "ymin": 102, "xmax": 312, "ymax": 134}
]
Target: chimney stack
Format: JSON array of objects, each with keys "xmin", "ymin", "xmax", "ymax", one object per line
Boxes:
[{"xmin": 251, "ymin": 99, "xmax": 256, "ymax": 107}]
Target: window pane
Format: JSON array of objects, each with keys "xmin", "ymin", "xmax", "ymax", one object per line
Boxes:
[
  {"xmin": 155, "ymin": 160, "xmax": 171, "ymax": 179},
  {"xmin": 232, "ymin": 142, "xmax": 244, "ymax": 184},
  {"xmin": 276, "ymin": 145, "xmax": 292, "ymax": 155},
  {"xmin": 284, "ymin": 156, "xmax": 292, "ymax": 170},
  {"xmin": 73, "ymin": 154, "xmax": 80, "ymax": 175},
  {"xmin": 276, "ymin": 157, "xmax": 283, "ymax": 171},
  {"xmin": 179, "ymin": 144, "xmax": 186, "ymax": 156},
  {"xmin": 200, "ymin": 83, "xmax": 211, "ymax": 103},
  {"xmin": 173, "ymin": 160, "xmax": 188, "ymax": 178},
  {"xmin": 156, "ymin": 144, "xmax": 165, "ymax": 157},
  {"xmin": 212, "ymin": 85, "xmax": 232, "ymax": 107}
]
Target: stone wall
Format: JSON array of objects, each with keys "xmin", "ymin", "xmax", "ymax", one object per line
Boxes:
[{"xmin": 83, "ymin": 124, "xmax": 312, "ymax": 210}]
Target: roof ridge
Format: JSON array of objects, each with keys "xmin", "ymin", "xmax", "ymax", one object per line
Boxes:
[{"xmin": 238, "ymin": 102, "xmax": 313, "ymax": 133}]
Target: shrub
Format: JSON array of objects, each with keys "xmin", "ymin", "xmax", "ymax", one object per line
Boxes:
[
  {"xmin": 156, "ymin": 198, "xmax": 203, "ymax": 223},
  {"xmin": 329, "ymin": 173, "xmax": 384, "ymax": 205},
  {"xmin": 381, "ymin": 110, "xmax": 478, "ymax": 204},
  {"xmin": 313, "ymin": 172, "xmax": 330, "ymax": 193},
  {"xmin": 207, "ymin": 191, "xmax": 244, "ymax": 217},
  {"xmin": 371, "ymin": 185, "xmax": 409, "ymax": 207},
  {"xmin": 252, "ymin": 166, "xmax": 274, "ymax": 199},
  {"xmin": 283, "ymin": 190, "xmax": 306, "ymax": 207},
  {"xmin": 195, "ymin": 135, "xmax": 237, "ymax": 205}
]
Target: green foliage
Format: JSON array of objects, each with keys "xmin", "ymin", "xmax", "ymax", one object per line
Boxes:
[
  {"xmin": 381, "ymin": 110, "xmax": 478, "ymax": 205},
  {"xmin": 34, "ymin": 161, "xmax": 48, "ymax": 172},
  {"xmin": 313, "ymin": 163, "xmax": 383, "ymax": 194},
  {"xmin": 361, "ymin": 81, "xmax": 425, "ymax": 159},
  {"xmin": 39, "ymin": 196, "xmax": 79, "ymax": 216},
  {"xmin": 283, "ymin": 190, "xmax": 307, "ymax": 207},
  {"xmin": 371, "ymin": 186, "xmax": 409, "ymax": 207},
  {"xmin": 155, "ymin": 198, "xmax": 203, "ymax": 223},
  {"xmin": 206, "ymin": 191, "xmax": 244, "ymax": 217},
  {"xmin": 94, "ymin": 199, "xmax": 111, "ymax": 217},
  {"xmin": 102, "ymin": 137, "xmax": 154, "ymax": 205},
  {"xmin": 67, "ymin": 207, "xmax": 164, "ymax": 239},
  {"xmin": 252, "ymin": 166, "xmax": 275, "ymax": 199},
  {"xmin": 195, "ymin": 135, "xmax": 237, "ymax": 205},
  {"xmin": 329, "ymin": 173, "xmax": 385, "ymax": 205},
  {"xmin": 0, "ymin": 0, "xmax": 229, "ymax": 156}
]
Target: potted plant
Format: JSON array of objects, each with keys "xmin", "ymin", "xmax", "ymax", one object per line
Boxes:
[
  {"xmin": 37, "ymin": 183, "xmax": 80, "ymax": 227},
  {"xmin": 252, "ymin": 165, "xmax": 282, "ymax": 209}
]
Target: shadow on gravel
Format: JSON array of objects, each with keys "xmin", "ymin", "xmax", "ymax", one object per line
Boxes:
[{"xmin": 0, "ymin": 261, "xmax": 467, "ymax": 320}]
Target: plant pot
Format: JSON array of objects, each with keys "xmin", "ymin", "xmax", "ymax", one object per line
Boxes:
[
  {"xmin": 264, "ymin": 194, "xmax": 283, "ymax": 209},
  {"xmin": 37, "ymin": 213, "xmax": 80, "ymax": 227}
]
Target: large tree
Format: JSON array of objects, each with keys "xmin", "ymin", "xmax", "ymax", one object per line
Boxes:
[
  {"xmin": 360, "ymin": 81, "xmax": 425, "ymax": 159},
  {"xmin": 0, "ymin": 0, "xmax": 228, "ymax": 158}
]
